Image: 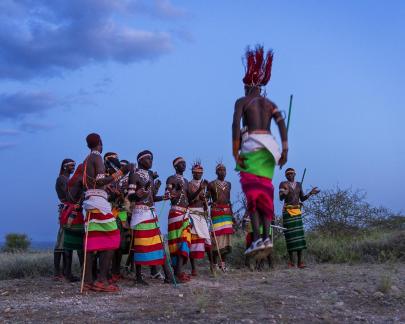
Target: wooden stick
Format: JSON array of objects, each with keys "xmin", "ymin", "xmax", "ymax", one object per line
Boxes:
[
  {"xmin": 80, "ymin": 212, "xmax": 90, "ymax": 294},
  {"xmin": 150, "ymin": 205, "xmax": 178, "ymax": 288},
  {"xmin": 208, "ymin": 215, "xmax": 225, "ymax": 273},
  {"xmin": 300, "ymin": 168, "xmax": 307, "ymax": 187}
]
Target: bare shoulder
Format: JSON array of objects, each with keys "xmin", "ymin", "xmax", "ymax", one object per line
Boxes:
[
  {"xmin": 226, "ymin": 181, "xmax": 232, "ymax": 187},
  {"xmin": 279, "ymin": 180, "xmax": 288, "ymax": 188},
  {"xmin": 235, "ymin": 96, "xmax": 247, "ymax": 107},
  {"xmin": 166, "ymin": 175, "xmax": 176, "ymax": 184},
  {"xmin": 264, "ymin": 97, "xmax": 277, "ymax": 109}
]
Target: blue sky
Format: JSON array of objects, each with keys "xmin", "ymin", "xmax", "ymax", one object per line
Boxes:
[{"xmin": 0, "ymin": 0, "xmax": 404, "ymax": 241}]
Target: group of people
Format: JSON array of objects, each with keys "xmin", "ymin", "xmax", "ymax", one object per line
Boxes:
[
  {"xmin": 54, "ymin": 137, "xmax": 234, "ymax": 292},
  {"xmin": 53, "ymin": 45, "xmax": 319, "ymax": 293}
]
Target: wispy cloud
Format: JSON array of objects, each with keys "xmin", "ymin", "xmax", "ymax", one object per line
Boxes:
[
  {"xmin": 0, "ymin": 129, "xmax": 20, "ymax": 136},
  {"xmin": 0, "ymin": 0, "xmax": 187, "ymax": 80},
  {"xmin": 19, "ymin": 122, "xmax": 55, "ymax": 133},
  {"xmin": 0, "ymin": 142, "xmax": 17, "ymax": 150},
  {"xmin": 0, "ymin": 92, "xmax": 61, "ymax": 120}
]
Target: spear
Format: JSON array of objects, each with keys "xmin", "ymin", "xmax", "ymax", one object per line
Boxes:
[
  {"xmin": 300, "ymin": 168, "xmax": 307, "ymax": 187},
  {"xmin": 286, "ymin": 94, "xmax": 293, "ymax": 134}
]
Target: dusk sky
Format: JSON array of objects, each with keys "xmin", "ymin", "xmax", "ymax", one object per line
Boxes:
[{"xmin": 0, "ymin": 0, "xmax": 404, "ymax": 241}]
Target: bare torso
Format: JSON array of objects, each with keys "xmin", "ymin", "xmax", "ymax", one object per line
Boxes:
[
  {"xmin": 129, "ymin": 168, "xmax": 155, "ymax": 206},
  {"xmin": 233, "ymin": 95, "xmax": 277, "ymax": 140},
  {"xmin": 208, "ymin": 180, "xmax": 231, "ymax": 205},
  {"xmin": 188, "ymin": 179, "xmax": 205, "ymax": 208},
  {"xmin": 279, "ymin": 181, "xmax": 304, "ymax": 205},
  {"xmin": 83, "ymin": 152, "xmax": 106, "ymax": 190},
  {"xmin": 166, "ymin": 174, "xmax": 189, "ymax": 208},
  {"xmin": 55, "ymin": 175, "xmax": 68, "ymax": 203}
]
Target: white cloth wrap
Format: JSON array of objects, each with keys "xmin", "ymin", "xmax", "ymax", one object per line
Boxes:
[
  {"xmin": 82, "ymin": 189, "xmax": 112, "ymax": 215},
  {"xmin": 189, "ymin": 207, "xmax": 211, "ymax": 245},
  {"xmin": 241, "ymin": 132, "xmax": 281, "ymax": 164},
  {"xmin": 131, "ymin": 205, "xmax": 155, "ymax": 228}
]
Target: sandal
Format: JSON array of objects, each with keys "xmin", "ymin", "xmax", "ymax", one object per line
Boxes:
[
  {"xmin": 288, "ymin": 262, "xmax": 295, "ymax": 269},
  {"xmin": 298, "ymin": 262, "xmax": 306, "ymax": 269},
  {"xmin": 92, "ymin": 281, "xmax": 120, "ymax": 293},
  {"xmin": 81, "ymin": 283, "xmax": 93, "ymax": 293},
  {"xmin": 111, "ymin": 274, "xmax": 122, "ymax": 283},
  {"xmin": 176, "ymin": 272, "xmax": 189, "ymax": 283}
]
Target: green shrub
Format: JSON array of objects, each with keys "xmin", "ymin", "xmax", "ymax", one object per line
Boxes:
[
  {"xmin": 2, "ymin": 233, "xmax": 31, "ymax": 252},
  {"xmin": 0, "ymin": 252, "xmax": 53, "ymax": 280},
  {"xmin": 228, "ymin": 228, "xmax": 405, "ymax": 267}
]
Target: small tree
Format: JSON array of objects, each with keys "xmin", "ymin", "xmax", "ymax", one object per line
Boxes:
[
  {"xmin": 303, "ymin": 186, "xmax": 395, "ymax": 236},
  {"xmin": 2, "ymin": 233, "xmax": 31, "ymax": 252}
]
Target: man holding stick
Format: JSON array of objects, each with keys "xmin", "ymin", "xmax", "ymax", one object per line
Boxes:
[
  {"xmin": 279, "ymin": 168, "xmax": 319, "ymax": 268},
  {"xmin": 207, "ymin": 163, "xmax": 234, "ymax": 271},
  {"xmin": 187, "ymin": 162, "xmax": 211, "ymax": 277},
  {"xmin": 127, "ymin": 150, "xmax": 172, "ymax": 285},
  {"xmin": 81, "ymin": 133, "xmax": 131, "ymax": 293},
  {"xmin": 166, "ymin": 157, "xmax": 192, "ymax": 283}
]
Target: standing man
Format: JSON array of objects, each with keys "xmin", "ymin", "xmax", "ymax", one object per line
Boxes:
[
  {"xmin": 188, "ymin": 162, "xmax": 211, "ymax": 277},
  {"xmin": 127, "ymin": 150, "xmax": 169, "ymax": 285},
  {"xmin": 103, "ymin": 152, "xmax": 127, "ymax": 283},
  {"xmin": 81, "ymin": 133, "xmax": 131, "ymax": 293},
  {"xmin": 166, "ymin": 157, "xmax": 192, "ymax": 283},
  {"xmin": 207, "ymin": 163, "xmax": 234, "ymax": 271},
  {"xmin": 54, "ymin": 158, "xmax": 75, "ymax": 280},
  {"xmin": 61, "ymin": 163, "xmax": 85, "ymax": 282},
  {"xmin": 279, "ymin": 168, "xmax": 319, "ymax": 268},
  {"xmin": 232, "ymin": 46, "xmax": 288, "ymax": 257}
]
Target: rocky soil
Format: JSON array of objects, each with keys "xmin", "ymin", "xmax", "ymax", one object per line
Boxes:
[{"xmin": 1, "ymin": 263, "xmax": 404, "ymax": 323}]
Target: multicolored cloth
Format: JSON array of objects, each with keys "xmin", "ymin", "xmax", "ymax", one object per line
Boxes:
[
  {"xmin": 189, "ymin": 207, "xmax": 211, "ymax": 259},
  {"xmin": 131, "ymin": 205, "xmax": 165, "ymax": 266},
  {"xmin": 240, "ymin": 172, "xmax": 275, "ymax": 221},
  {"xmin": 236, "ymin": 132, "xmax": 279, "ymax": 222},
  {"xmin": 83, "ymin": 190, "xmax": 120, "ymax": 252},
  {"xmin": 211, "ymin": 204, "xmax": 233, "ymax": 254},
  {"xmin": 84, "ymin": 209, "xmax": 120, "ymax": 252},
  {"xmin": 61, "ymin": 203, "xmax": 84, "ymax": 251},
  {"xmin": 168, "ymin": 206, "xmax": 191, "ymax": 265},
  {"xmin": 236, "ymin": 132, "xmax": 279, "ymax": 179},
  {"xmin": 282, "ymin": 205, "xmax": 307, "ymax": 252}
]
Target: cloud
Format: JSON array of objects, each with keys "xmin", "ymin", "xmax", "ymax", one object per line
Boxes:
[
  {"xmin": 0, "ymin": 142, "xmax": 17, "ymax": 150},
  {"xmin": 0, "ymin": 92, "xmax": 61, "ymax": 120},
  {"xmin": 132, "ymin": 0, "xmax": 188, "ymax": 19},
  {"xmin": 0, "ymin": 0, "xmax": 187, "ymax": 80},
  {"xmin": 0, "ymin": 129, "xmax": 20, "ymax": 136},
  {"xmin": 19, "ymin": 122, "xmax": 55, "ymax": 133}
]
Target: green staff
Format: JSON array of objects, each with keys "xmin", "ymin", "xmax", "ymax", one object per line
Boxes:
[{"xmin": 286, "ymin": 94, "xmax": 293, "ymax": 133}]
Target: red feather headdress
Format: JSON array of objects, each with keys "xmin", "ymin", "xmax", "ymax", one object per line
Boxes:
[{"xmin": 242, "ymin": 45, "xmax": 273, "ymax": 86}]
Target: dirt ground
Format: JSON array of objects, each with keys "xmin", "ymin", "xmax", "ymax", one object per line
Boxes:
[{"xmin": 0, "ymin": 263, "xmax": 404, "ymax": 323}]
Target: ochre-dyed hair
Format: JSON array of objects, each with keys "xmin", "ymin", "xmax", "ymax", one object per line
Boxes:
[
  {"xmin": 86, "ymin": 133, "xmax": 101, "ymax": 149},
  {"xmin": 242, "ymin": 45, "xmax": 273, "ymax": 87}
]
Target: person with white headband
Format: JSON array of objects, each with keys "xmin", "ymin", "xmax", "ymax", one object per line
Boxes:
[
  {"xmin": 54, "ymin": 158, "xmax": 76, "ymax": 281},
  {"xmin": 165, "ymin": 157, "xmax": 192, "ymax": 283}
]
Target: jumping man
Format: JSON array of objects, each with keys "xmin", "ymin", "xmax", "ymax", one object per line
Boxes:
[{"xmin": 232, "ymin": 46, "xmax": 288, "ymax": 257}]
